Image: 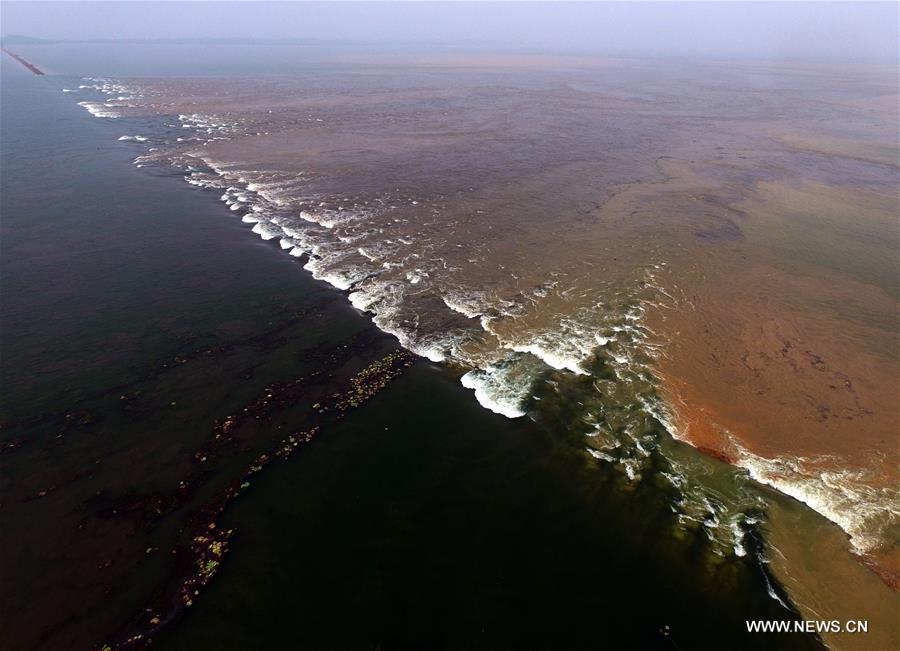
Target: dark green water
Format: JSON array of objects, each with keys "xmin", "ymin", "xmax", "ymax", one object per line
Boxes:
[{"xmin": 0, "ymin": 51, "xmax": 820, "ymax": 650}]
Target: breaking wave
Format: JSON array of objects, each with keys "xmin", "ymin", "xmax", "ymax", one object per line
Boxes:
[
  {"xmin": 730, "ymin": 442, "xmax": 900, "ymax": 556},
  {"xmin": 71, "ymin": 76, "xmax": 899, "ymax": 564}
]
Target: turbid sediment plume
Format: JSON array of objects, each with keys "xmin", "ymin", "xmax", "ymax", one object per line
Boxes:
[{"xmin": 72, "ymin": 54, "xmax": 899, "ymax": 642}]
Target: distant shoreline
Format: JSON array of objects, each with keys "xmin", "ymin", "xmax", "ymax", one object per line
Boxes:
[{"xmin": 1, "ymin": 47, "xmax": 44, "ymax": 75}]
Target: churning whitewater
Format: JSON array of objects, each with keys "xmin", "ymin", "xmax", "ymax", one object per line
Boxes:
[{"xmin": 68, "ymin": 64, "xmax": 899, "ymax": 569}]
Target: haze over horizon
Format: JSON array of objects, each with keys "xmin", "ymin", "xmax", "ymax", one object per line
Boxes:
[{"xmin": 1, "ymin": 1, "xmax": 898, "ymax": 63}]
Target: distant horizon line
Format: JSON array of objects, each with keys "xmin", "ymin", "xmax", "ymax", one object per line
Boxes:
[{"xmin": 2, "ymin": 33, "xmax": 897, "ymax": 65}]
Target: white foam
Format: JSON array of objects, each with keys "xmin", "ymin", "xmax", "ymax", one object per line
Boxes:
[
  {"xmin": 587, "ymin": 448, "xmax": 616, "ymax": 462},
  {"xmin": 78, "ymin": 101, "xmax": 120, "ymax": 118},
  {"xmin": 459, "ymin": 354, "xmax": 544, "ymax": 419},
  {"xmin": 348, "ymin": 280, "xmax": 463, "ymax": 363},
  {"xmin": 251, "ymin": 222, "xmax": 281, "ymax": 241},
  {"xmin": 300, "ymin": 210, "xmax": 337, "ymax": 229},
  {"xmin": 461, "ymin": 367, "xmax": 526, "ymax": 418},
  {"xmin": 730, "ymin": 518, "xmax": 747, "ymax": 557},
  {"xmin": 303, "ymin": 258, "xmax": 354, "ymax": 290},
  {"xmin": 508, "ymin": 342, "xmax": 588, "ymax": 376},
  {"xmin": 348, "ymin": 286, "xmax": 380, "ymax": 312},
  {"xmin": 441, "ymin": 292, "xmax": 486, "ymax": 319},
  {"xmin": 732, "ymin": 441, "xmax": 900, "ymax": 555}
]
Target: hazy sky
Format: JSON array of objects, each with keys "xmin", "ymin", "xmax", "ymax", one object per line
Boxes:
[{"xmin": 2, "ymin": 1, "xmax": 898, "ymax": 62}]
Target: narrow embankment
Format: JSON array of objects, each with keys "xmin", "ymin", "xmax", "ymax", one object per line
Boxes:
[{"xmin": 1, "ymin": 47, "xmax": 45, "ymax": 75}]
